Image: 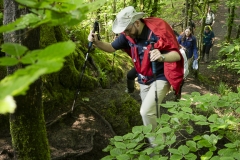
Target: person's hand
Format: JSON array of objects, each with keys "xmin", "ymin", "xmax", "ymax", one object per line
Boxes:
[
  {"xmin": 88, "ymin": 30, "xmax": 99, "ymax": 44},
  {"xmin": 149, "ymin": 49, "xmax": 162, "ymax": 61}
]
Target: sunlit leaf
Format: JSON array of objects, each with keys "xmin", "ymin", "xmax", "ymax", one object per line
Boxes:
[
  {"xmin": 0, "ymin": 57, "xmax": 18, "ymax": 66},
  {"xmin": 1, "ymin": 43, "xmax": 28, "ymax": 56},
  {"xmin": 0, "ymin": 95, "xmax": 16, "ymax": 114}
]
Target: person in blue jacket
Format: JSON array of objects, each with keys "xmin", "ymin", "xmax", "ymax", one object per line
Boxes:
[
  {"xmin": 177, "ymin": 27, "xmax": 198, "ymax": 68},
  {"xmin": 202, "ymin": 25, "xmax": 215, "ymax": 63}
]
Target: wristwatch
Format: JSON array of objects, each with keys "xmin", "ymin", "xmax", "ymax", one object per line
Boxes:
[{"xmin": 159, "ymin": 54, "xmax": 165, "ymax": 62}]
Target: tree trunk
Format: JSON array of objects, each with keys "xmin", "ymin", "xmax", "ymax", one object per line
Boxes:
[
  {"xmin": 226, "ymin": 5, "xmax": 235, "ymax": 42},
  {"xmin": 184, "ymin": 0, "xmax": 189, "ymax": 29},
  {"xmin": 3, "ymin": 0, "xmax": 50, "ymax": 159},
  {"xmin": 199, "ymin": 0, "xmax": 209, "ymax": 56},
  {"xmin": 236, "ymin": 24, "xmax": 240, "ymax": 39}
]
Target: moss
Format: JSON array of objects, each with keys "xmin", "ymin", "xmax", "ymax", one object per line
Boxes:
[
  {"xmin": 99, "ymin": 94, "xmax": 142, "ymax": 135},
  {"xmin": 10, "ymin": 79, "xmax": 50, "ymax": 160}
]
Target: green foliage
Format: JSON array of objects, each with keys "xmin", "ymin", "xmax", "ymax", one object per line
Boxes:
[
  {"xmin": 217, "ymin": 82, "xmax": 232, "ymax": 96},
  {"xmin": 102, "ymin": 91, "xmax": 240, "ymax": 159},
  {"xmin": 209, "ymin": 39, "xmax": 240, "ymax": 73},
  {"xmin": 0, "ymin": 0, "xmax": 106, "ymax": 114},
  {"xmin": 0, "ymin": 41, "xmax": 76, "ymax": 112}
]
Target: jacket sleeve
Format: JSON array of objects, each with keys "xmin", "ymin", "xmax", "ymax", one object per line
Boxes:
[
  {"xmin": 192, "ymin": 37, "xmax": 198, "ymax": 59},
  {"xmin": 177, "ymin": 36, "xmax": 182, "ymax": 44}
]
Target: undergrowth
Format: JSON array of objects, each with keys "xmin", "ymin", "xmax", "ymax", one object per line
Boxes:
[{"xmin": 101, "ymin": 90, "xmax": 240, "ymax": 160}]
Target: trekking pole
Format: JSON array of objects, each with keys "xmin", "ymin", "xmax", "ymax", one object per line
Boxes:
[
  {"xmin": 71, "ymin": 21, "xmax": 100, "ymax": 113},
  {"xmin": 150, "ymin": 41, "xmax": 159, "ymax": 118}
]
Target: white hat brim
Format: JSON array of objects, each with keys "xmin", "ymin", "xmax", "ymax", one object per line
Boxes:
[{"xmin": 112, "ymin": 13, "xmax": 145, "ymax": 34}]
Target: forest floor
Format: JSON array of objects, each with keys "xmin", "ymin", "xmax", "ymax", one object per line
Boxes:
[{"xmin": 1, "ymin": 1, "xmax": 240, "ymax": 160}]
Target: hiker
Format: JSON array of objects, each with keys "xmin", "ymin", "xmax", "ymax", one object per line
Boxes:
[
  {"xmin": 202, "ymin": 25, "xmax": 215, "ymax": 63},
  {"xmin": 177, "ymin": 27, "xmax": 198, "ymax": 69},
  {"xmin": 205, "ymin": 6, "xmax": 215, "ymax": 27},
  {"xmin": 88, "ymin": 6, "xmax": 184, "ymax": 146}
]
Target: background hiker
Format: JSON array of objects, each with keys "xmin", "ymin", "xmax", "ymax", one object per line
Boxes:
[
  {"xmin": 177, "ymin": 27, "xmax": 198, "ymax": 70},
  {"xmin": 88, "ymin": 6, "xmax": 184, "ymax": 147},
  {"xmin": 202, "ymin": 25, "xmax": 215, "ymax": 63},
  {"xmin": 205, "ymin": 6, "xmax": 215, "ymax": 27}
]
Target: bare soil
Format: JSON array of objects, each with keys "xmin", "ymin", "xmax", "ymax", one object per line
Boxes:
[{"xmin": 0, "ymin": 1, "xmax": 240, "ymax": 160}]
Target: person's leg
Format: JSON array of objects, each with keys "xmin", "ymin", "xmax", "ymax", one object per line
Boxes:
[
  {"xmin": 205, "ymin": 45, "xmax": 211, "ymax": 63},
  {"xmin": 126, "ymin": 67, "xmax": 137, "ymax": 93},
  {"xmin": 202, "ymin": 45, "xmax": 206, "ymax": 62},
  {"xmin": 139, "ymin": 80, "xmax": 170, "ymax": 145}
]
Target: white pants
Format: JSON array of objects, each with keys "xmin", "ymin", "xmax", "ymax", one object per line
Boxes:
[{"xmin": 139, "ymin": 80, "xmax": 170, "ymax": 144}]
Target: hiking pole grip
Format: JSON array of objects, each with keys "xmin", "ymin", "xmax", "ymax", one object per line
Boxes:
[
  {"xmin": 88, "ymin": 21, "xmax": 100, "ymax": 49},
  {"xmin": 150, "ymin": 42, "xmax": 157, "ymax": 74}
]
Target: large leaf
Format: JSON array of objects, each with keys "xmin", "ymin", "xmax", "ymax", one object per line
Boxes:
[
  {"xmin": 0, "ymin": 41, "xmax": 76, "ymax": 113},
  {"xmin": 0, "ymin": 57, "xmax": 18, "ymax": 66},
  {"xmin": 0, "ymin": 96, "xmax": 16, "ymax": 114},
  {"xmin": 1, "ymin": 43, "xmax": 28, "ymax": 56}
]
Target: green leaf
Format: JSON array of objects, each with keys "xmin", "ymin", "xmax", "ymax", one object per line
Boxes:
[
  {"xmin": 224, "ymin": 143, "xmax": 236, "ymax": 148},
  {"xmin": 181, "ymin": 107, "xmax": 192, "ymax": 113},
  {"xmin": 201, "ymin": 151, "xmax": 213, "ymax": 160},
  {"xmin": 178, "ymin": 145, "xmax": 190, "ymax": 155},
  {"xmin": 168, "ymin": 148, "xmax": 180, "ymax": 155},
  {"xmin": 15, "ymin": 0, "xmax": 38, "ymax": 8},
  {"xmin": 110, "ymin": 148, "xmax": 123, "ymax": 156},
  {"xmin": 186, "ymin": 125, "xmax": 194, "ymax": 134},
  {"xmin": 161, "ymin": 114, "xmax": 171, "ymax": 121},
  {"xmin": 219, "ymin": 157, "xmax": 235, "ymax": 160},
  {"xmin": 1, "ymin": 43, "xmax": 28, "ymax": 56},
  {"xmin": 193, "ymin": 135, "xmax": 202, "ymax": 141},
  {"xmin": 132, "ymin": 126, "xmax": 143, "ymax": 134},
  {"xmin": 170, "ymin": 154, "xmax": 183, "ymax": 159},
  {"xmin": 186, "ymin": 141, "xmax": 197, "ymax": 152},
  {"xmin": 142, "ymin": 124, "xmax": 152, "ymax": 134},
  {"xmin": 208, "ymin": 114, "xmax": 218, "ymax": 122},
  {"xmin": 20, "ymin": 50, "xmax": 40, "ymax": 64},
  {"xmin": 0, "ymin": 95, "xmax": 16, "ymax": 114},
  {"xmin": 114, "ymin": 136, "xmax": 123, "ymax": 142},
  {"xmin": 0, "ymin": 13, "xmax": 42, "ymax": 33},
  {"xmin": 156, "ymin": 127, "xmax": 171, "ymax": 134},
  {"xmin": 123, "ymin": 133, "xmax": 134, "ymax": 140},
  {"xmin": 135, "ymin": 134, "xmax": 145, "ymax": 143},
  {"xmin": 39, "ymin": 40, "xmax": 75, "ymax": 60},
  {"xmin": 0, "ymin": 67, "xmax": 47, "ymax": 99},
  {"xmin": 0, "ymin": 57, "xmax": 19, "ymax": 66},
  {"xmin": 184, "ymin": 153, "xmax": 197, "ymax": 160},
  {"xmin": 116, "ymin": 154, "xmax": 131, "ymax": 160},
  {"xmin": 198, "ymin": 140, "xmax": 211, "ymax": 148},
  {"xmin": 126, "ymin": 142, "xmax": 138, "ymax": 149},
  {"xmin": 102, "ymin": 145, "xmax": 113, "ymax": 152},
  {"xmin": 139, "ymin": 155, "xmax": 150, "ymax": 160},
  {"xmin": 101, "ymin": 155, "xmax": 114, "ymax": 160},
  {"xmin": 236, "ymin": 107, "xmax": 240, "ymax": 113},
  {"xmin": 210, "ymin": 156, "xmax": 220, "ymax": 160}
]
